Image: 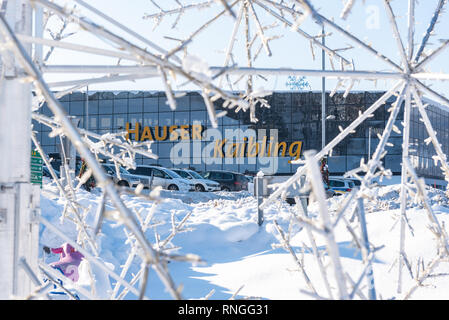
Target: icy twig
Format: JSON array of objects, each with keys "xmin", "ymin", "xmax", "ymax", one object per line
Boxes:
[
  {"xmin": 304, "ymin": 150, "xmax": 348, "ymax": 299},
  {"xmin": 340, "ymin": 0, "xmax": 355, "ymax": 20},
  {"xmin": 273, "ymin": 219, "xmax": 317, "ymax": 294},
  {"xmin": 414, "ymin": 0, "xmax": 447, "ymax": 64}
]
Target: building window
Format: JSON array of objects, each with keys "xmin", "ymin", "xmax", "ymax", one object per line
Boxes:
[
  {"xmin": 144, "ymin": 97, "xmax": 158, "ymax": 112},
  {"xmin": 99, "ymin": 100, "xmax": 113, "ymax": 114},
  {"xmin": 99, "ymin": 115, "xmax": 112, "ymax": 130},
  {"xmin": 129, "ymin": 98, "xmax": 143, "ymax": 113},
  {"xmin": 114, "ymin": 98, "xmax": 128, "ymax": 114}
]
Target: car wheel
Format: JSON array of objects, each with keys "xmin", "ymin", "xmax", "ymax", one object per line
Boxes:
[
  {"xmin": 117, "ymin": 180, "xmax": 129, "ymax": 187},
  {"xmin": 195, "ymin": 184, "xmax": 205, "ymax": 192},
  {"xmin": 221, "ymin": 186, "xmax": 230, "ymax": 192},
  {"xmin": 168, "ymin": 184, "xmax": 179, "ymax": 191}
]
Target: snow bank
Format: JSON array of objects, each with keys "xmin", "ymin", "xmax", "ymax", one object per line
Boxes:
[
  {"xmin": 38, "ymin": 178, "xmax": 449, "ymax": 300},
  {"xmin": 149, "ymin": 189, "xmax": 253, "ymax": 204}
]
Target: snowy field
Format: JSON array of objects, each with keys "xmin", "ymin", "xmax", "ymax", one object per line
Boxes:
[{"xmin": 39, "ymin": 177, "xmax": 449, "ymax": 300}]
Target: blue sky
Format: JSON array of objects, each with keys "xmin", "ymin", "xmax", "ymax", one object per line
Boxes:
[{"xmin": 46, "ymin": 0, "xmax": 449, "ymax": 97}]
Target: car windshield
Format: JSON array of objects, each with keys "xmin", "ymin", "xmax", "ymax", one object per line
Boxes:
[
  {"xmin": 163, "ymin": 168, "xmax": 183, "ymax": 179},
  {"xmin": 175, "ymin": 170, "xmax": 191, "ymax": 179},
  {"xmin": 352, "ymin": 180, "xmax": 361, "ymax": 186},
  {"xmin": 104, "ymin": 164, "xmax": 130, "ymax": 175},
  {"xmin": 102, "ymin": 164, "xmax": 115, "ymax": 173},
  {"xmin": 118, "ymin": 166, "xmax": 130, "ymax": 175},
  {"xmin": 203, "ymin": 172, "xmax": 211, "ymax": 179},
  {"xmin": 130, "ymin": 167, "xmax": 151, "ymax": 176},
  {"xmin": 187, "ymin": 170, "xmax": 203, "ymax": 179},
  {"xmin": 329, "ymin": 179, "xmax": 345, "ymax": 187}
]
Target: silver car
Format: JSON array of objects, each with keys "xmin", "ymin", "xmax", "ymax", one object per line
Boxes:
[
  {"xmin": 171, "ymin": 169, "xmax": 221, "ymax": 192},
  {"xmin": 102, "ymin": 164, "xmax": 147, "ymax": 188},
  {"xmin": 328, "ymin": 178, "xmax": 356, "ymax": 196},
  {"xmin": 127, "ymin": 165, "xmax": 195, "ymax": 191}
]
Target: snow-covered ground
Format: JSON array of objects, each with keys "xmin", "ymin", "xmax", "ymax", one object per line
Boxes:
[{"xmin": 39, "ymin": 178, "xmax": 449, "ymax": 300}]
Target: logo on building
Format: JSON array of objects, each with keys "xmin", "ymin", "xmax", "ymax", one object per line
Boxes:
[{"xmin": 125, "ymin": 122, "xmax": 303, "ymax": 173}]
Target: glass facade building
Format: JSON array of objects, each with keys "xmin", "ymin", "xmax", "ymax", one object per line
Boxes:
[{"xmin": 35, "ymin": 90, "xmax": 449, "ymax": 181}]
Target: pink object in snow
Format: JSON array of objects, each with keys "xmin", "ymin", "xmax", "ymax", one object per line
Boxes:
[{"xmin": 50, "ymin": 243, "xmax": 84, "ymax": 282}]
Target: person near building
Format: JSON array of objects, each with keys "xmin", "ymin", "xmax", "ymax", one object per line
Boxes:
[
  {"xmin": 320, "ymin": 157, "xmax": 330, "ymax": 186},
  {"xmin": 78, "ymin": 158, "xmax": 95, "ymax": 191}
]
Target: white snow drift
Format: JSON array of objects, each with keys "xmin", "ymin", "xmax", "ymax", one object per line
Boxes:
[{"xmin": 39, "ymin": 178, "xmax": 449, "ymax": 300}]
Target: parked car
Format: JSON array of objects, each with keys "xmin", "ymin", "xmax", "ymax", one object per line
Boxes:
[
  {"xmin": 201, "ymin": 170, "xmax": 248, "ymax": 191},
  {"xmin": 285, "ymin": 182, "xmax": 336, "ymax": 206},
  {"xmin": 333, "ymin": 176, "xmax": 361, "ymax": 188},
  {"xmin": 346, "ymin": 178, "xmax": 361, "ymax": 187},
  {"xmin": 49, "ymin": 159, "xmax": 62, "ymax": 174},
  {"xmin": 171, "ymin": 168, "xmax": 221, "ymax": 192},
  {"xmin": 328, "ymin": 178, "xmax": 355, "ymax": 195},
  {"xmin": 127, "ymin": 165, "xmax": 195, "ymax": 192},
  {"xmin": 43, "ymin": 165, "xmax": 60, "ymax": 179},
  {"xmin": 245, "ymin": 175, "xmax": 255, "ymax": 194},
  {"xmin": 102, "ymin": 164, "xmax": 143, "ymax": 188},
  {"xmin": 48, "ymin": 158, "xmax": 82, "ymax": 180}
]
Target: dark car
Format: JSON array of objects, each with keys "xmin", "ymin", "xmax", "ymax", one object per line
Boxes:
[
  {"xmin": 43, "ymin": 165, "xmax": 60, "ymax": 179},
  {"xmin": 201, "ymin": 170, "xmax": 248, "ymax": 191}
]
